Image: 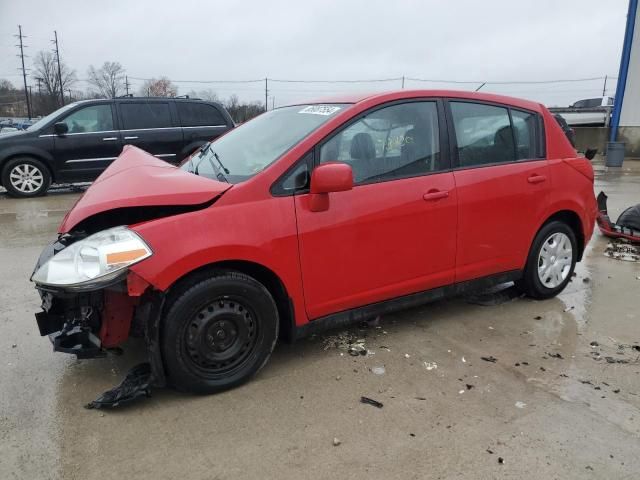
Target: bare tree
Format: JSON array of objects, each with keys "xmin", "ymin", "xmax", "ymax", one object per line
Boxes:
[
  {"xmin": 224, "ymin": 94, "xmax": 264, "ymax": 123},
  {"xmin": 0, "ymin": 79, "xmax": 13, "ymax": 91},
  {"xmin": 0, "ymin": 79, "xmax": 27, "ymax": 117},
  {"xmin": 87, "ymin": 61, "xmax": 125, "ymax": 98},
  {"xmin": 139, "ymin": 77, "xmax": 177, "ymax": 97},
  {"xmin": 186, "ymin": 88, "xmax": 219, "ymax": 102},
  {"xmin": 32, "ymin": 50, "xmax": 77, "ymax": 112}
]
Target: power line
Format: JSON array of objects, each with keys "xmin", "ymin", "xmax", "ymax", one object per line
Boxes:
[
  {"xmin": 406, "ymin": 76, "xmax": 617, "ymax": 85},
  {"xmin": 128, "ymin": 76, "xmax": 263, "ymax": 84},
  {"xmin": 14, "ymin": 25, "xmax": 32, "ymax": 118},
  {"xmin": 269, "ymin": 77, "xmax": 403, "ymax": 84}
]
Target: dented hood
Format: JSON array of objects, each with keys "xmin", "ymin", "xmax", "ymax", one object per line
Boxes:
[{"xmin": 59, "ymin": 145, "xmax": 231, "ymax": 233}]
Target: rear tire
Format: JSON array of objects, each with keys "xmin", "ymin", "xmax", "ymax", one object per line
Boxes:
[
  {"xmin": 161, "ymin": 272, "xmax": 279, "ymax": 394},
  {"xmin": 1, "ymin": 157, "xmax": 51, "ymax": 197},
  {"xmin": 516, "ymin": 221, "xmax": 577, "ymax": 300}
]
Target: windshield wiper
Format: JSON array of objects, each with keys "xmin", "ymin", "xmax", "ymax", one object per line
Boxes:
[
  {"xmin": 188, "ymin": 142, "xmax": 208, "ymax": 174},
  {"xmin": 210, "ymin": 150, "xmax": 229, "ymax": 183},
  {"xmin": 212, "ymin": 151, "xmax": 229, "ymax": 175},
  {"xmin": 192, "ymin": 142, "xmax": 229, "ymax": 182}
]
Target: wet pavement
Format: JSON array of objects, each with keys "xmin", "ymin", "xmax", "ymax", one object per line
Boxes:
[{"xmin": 1, "ymin": 163, "xmax": 639, "ymax": 479}]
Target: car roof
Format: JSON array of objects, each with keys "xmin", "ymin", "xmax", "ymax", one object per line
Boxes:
[
  {"xmin": 65, "ymin": 97, "xmax": 220, "ymax": 106},
  {"xmin": 304, "ymin": 90, "xmax": 544, "ymax": 113}
]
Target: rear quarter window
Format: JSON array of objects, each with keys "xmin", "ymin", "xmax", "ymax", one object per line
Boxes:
[{"xmin": 177, "ymin": 103, "xmax": 227, "ymax": 127}]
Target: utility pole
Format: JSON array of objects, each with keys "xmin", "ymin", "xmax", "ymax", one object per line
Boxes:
[
  {"xmin": 35, "ymin": 77, "xmax": 42, "ymax": 117},
  {"xmin": 15, "ymin": 25, "xmax": 32, "ymax": 119},
  {"xmin": 602, "ymin": 75, "xmax": 608, "ymax": 96},
  {"xmin": 272, "ymin": 96, "xmax": 275, "ymax": 110},
  {"xmin": 401, "ymin": 75, "xmax": 405, "ymax": 89},
  {"xmin": 125, "ymin": 75, "xmax": 130, "ymax": 96},
  {"xmin": 265, "ymin": 78, "xmax": 268, "ymax": 111},
  {"xmin": 52, "ymin": 31, "xmax": 64, "ymax": 106}
]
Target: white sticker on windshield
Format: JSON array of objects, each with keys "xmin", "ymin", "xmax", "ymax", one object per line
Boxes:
[{"xmin": 298, "ymin": 105, "xmax": 341, "ymax": 116}]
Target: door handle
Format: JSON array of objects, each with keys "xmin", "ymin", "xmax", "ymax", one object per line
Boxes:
[
  {"xmin": 102, "ymin": 137, "xmax": 118, "ymax": 141},
  {"xmin": 527, "ymin": 174, "xmax": 547, "ymax": 184},
  {"xmin": 423, "ymin": 190, "xmax": 449, "ymax": 201},
  {"xmin": 123, "ymin": 136, "xmax": 139, "ymax": 140}
]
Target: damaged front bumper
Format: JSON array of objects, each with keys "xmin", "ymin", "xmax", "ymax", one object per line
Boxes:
[
  {"xmin": 35, "ymin": 282, "xmax": 137, "ymax": 359},
  {"xmin": 32, "ymin": 236, "xmax": 166, "ymax": 387}
]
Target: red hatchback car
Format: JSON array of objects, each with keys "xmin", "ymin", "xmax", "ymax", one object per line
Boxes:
[{"xmin": 32, "ymin": 90, "xmax": 597, "ymax": 394}]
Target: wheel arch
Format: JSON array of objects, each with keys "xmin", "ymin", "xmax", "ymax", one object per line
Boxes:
[
  {"xmin": 539, "ymin": 210, "xmax": 585, "ymax": 260},
  {"xmin": 164, "ymin": 259, "xmax": 296, "ymax": 343},
  {"xmin": 0, "ymin": 150, "xmax": 56, "ymax": 184}
]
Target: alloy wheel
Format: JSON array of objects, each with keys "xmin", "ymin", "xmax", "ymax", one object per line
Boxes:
[{"xmin": 9, "ymin": 163, "xmax": 44, "ymax": 194}]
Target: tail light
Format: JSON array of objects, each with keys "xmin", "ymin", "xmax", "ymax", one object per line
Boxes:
[{"xmin": 562, "ymin": 158, "xmax": 594, "ymax": 182}]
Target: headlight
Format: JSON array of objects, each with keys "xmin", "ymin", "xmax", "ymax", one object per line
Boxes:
[{"xmin": 32, "ymin": 226, "xmax": 152, "ymax": 289}]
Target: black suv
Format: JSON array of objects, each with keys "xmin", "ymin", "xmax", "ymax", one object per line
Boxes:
[{"xmin": 0, "ymin": 97, "xmax": 234, "ymax": 197}]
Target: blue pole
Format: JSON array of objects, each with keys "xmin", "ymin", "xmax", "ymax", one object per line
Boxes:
[{"xmin": 610, "ymin": 0, "xmax": 638, "ymax": 142}]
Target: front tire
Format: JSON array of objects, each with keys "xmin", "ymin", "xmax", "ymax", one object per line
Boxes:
[
  {"xmin": 161, "ymin": 272, "xmax": 279, "ymax": 394},
  {"xmin": 1, "ymin": 157, "xmax": 51, "ymax": 197},
  {"xmin": 516, "ymin": 221, "xmax": 577, "ymax": 299}
]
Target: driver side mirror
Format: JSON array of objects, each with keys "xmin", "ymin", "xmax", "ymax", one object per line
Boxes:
[
  {"xmin": 309, "ymin": 162, "xmax": 353, "ymax": 212},
  {"xmin": 53, "ymin": 122, "xmax": 68, "ymax": 136}
]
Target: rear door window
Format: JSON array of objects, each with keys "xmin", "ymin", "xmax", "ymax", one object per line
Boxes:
[
  {"xmin": 120, "ymin": 102, "xmax": 172, "ymax": 130},
  {"xmin": 450, "ymin": 101, "xmax": 543, "ymax": 167},
  {"xmin": 177, "ymin": 103, "xmax": 227, "ymax": 127},
  {"xmin": 450, "ymin": 102, "xmax": 514, "ymax": 167}
]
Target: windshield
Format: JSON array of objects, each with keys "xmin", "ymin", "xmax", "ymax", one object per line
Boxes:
[
  {"xmin": 181, "ymin": 104, "xmax": 348, "ymax": 183},
  {"xmin": 27, "ymin": 103, "xmax": 76, "ymax": 131}
]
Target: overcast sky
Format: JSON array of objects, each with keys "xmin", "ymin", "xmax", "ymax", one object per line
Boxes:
[{"xmin": 0, "ymin": 0, "xmax": 630, "ymax": 107}]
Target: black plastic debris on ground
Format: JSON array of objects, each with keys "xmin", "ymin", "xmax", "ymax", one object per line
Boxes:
[
  {"xmin": 605, "ymin": 357, "xmax": 630, "ymax": 364},
  {"xmin": 604, "ymin": 240, "xmax": 640, "ymax": 262},
  {"xmin": 546, "ymin": 352, "xmax": 564, "ymax": 359},
  {"xmin": 85, "ymin": 363, "xmax": 153, "ymax": 409},
  {"xmin": 481, "ymin": 356, "xmax": 497, "ymax": 363},
  {"xmin": 360, "ymin": 396, "xmax": 384, "ymax": 408}
]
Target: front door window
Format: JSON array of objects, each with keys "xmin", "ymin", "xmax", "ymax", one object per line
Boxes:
[{"xmin": 62, "ymin": 105, "xmax": 114, "ymax": 133}]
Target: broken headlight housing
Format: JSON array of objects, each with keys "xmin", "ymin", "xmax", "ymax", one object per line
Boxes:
[{"xmin": 31, "ymin": 226, "xmax": 152, "ymax": 290}]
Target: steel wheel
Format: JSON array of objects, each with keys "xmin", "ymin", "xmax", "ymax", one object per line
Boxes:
[
  {"xmin": 162, "ymin": 272, "xmax": 279, "ymax": 394},
  {"xmin": 537, "ymin": 232, "xmax": 573, "ymax": 288},
  {"xmin": 184, "ymin": 297, "xmax": 259, "ymax": 377},
  {"xmin": 9, "ymin": 163, "xmax": 44, "ymax": 194}
]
